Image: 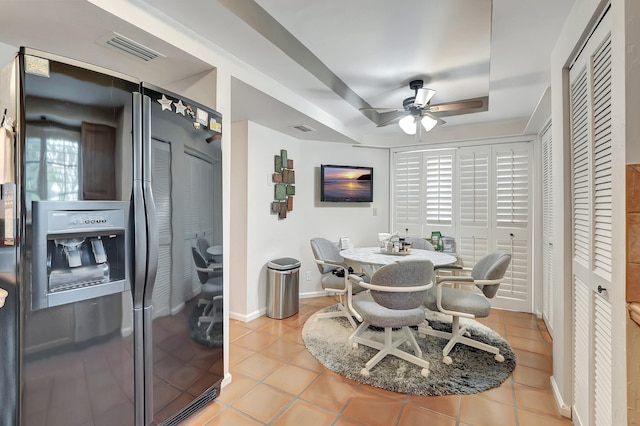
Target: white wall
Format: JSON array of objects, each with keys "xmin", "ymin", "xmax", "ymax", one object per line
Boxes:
[{"xmin": 229, "ymin": 121, "xmax": 389, "ymax": 321}]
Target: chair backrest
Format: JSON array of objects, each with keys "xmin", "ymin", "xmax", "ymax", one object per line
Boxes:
[
  {"xmin": 191, "ymin": 247, "xmax": 210, "ymax": 284},
  {"xmin": 310, "ymin": 238, "xmax": 344, "ymax": 274},
  {"xmin": 405, "ymin": 237, "xmax": 434, "ymax": 251},
  {"xmin": 196, "ymin": 237, "xmax": 211, "ymax": 259},
  {"xmin": 370, "ymin": 259, "xmax": 433, "ymax": 310},
  {"xmin": 471, "ymin": 250, "xmax": 512, "ymax": 298}
]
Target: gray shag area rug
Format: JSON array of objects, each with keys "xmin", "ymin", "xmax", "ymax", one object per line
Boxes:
[{"xmin": 302, "ymin": 304, "xmax": 516, "ymax": 396}]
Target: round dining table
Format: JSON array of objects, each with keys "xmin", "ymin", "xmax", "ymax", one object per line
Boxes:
[{"xmin": 340, "ymin": 246, "xmax": 457, "ymax": 277}]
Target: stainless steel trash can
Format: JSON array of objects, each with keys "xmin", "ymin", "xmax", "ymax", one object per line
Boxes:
[{"xmin": 266, "ymin": 257, "xmax": 300, "ymax": 319}]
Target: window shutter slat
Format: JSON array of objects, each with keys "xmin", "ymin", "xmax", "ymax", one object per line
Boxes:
[
  {"xmin": 394, "ymin": 152, "xmax": 423, "ymax": 224},
  {"xmin": 495, "ymin": 148, "xmax": 530, "ymax": 228},
  {"xmin": 425, "ymin": 154, "xmax": 453, "ymax": 225},
  {"xmin": 459, "ymin": 151, "xmax": 489, "ymax": 227}
]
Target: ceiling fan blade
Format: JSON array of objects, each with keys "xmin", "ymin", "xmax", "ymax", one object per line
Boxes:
[
  {"xmin": 376, "ymin": 110, "xmax": 407, "ymax": 127},
  {"xmin": 359, "ymin": 107, "xmax": 400, "ymax": 112},
  {"xmin": 427, "ymin": 96, "xmax": 488, "ymax": 118},
  {"xmin": 413, "ymin": 88, "xmax": 436, "ymax": 108}
]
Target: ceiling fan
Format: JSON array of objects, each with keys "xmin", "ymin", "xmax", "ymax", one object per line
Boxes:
[{"xmin": 363, "ymin": 80, "xmax": 489, "ymax": 135}]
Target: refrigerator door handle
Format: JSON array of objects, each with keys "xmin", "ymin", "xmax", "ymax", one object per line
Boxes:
[
  {"xmin": 131, "ymin": 93, "xmax": 147, "ymax": 307},
  {"xmin": 141, "ymin": 93, "xmax": 159, "ymax": 425},
  {"xmin": 132, "ymin": 92, "xmax": 148, "ymax": 426},
  {"xmin": 141, "ymin": 94, "xmax": 159, "ymax": 305}
]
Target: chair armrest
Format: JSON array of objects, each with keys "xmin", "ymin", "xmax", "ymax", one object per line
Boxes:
[
  {"xmin": 436, "ymin": 276, "xmax": 475, "ymax": 284},
  {"xmin": 434, "ymin": 264, "xmax": 464, "ymax": 271},
  {"xmin": 348, "ymin": 274, "xmax": 364, "ymax": 284},
  {"xmin": 469, "ymin": 278, "xmax": 503, "ymax": 286},
  {"xmin": 195, "ymin": 265, "xmax": 222, "ymax": 274},
  {"xmin": 314, "ymin": 258, "xmax": 345, "ymax": 270},
  {"xmin": 357, "ymin": 280, "xmax": 433, "ymax": 293}
]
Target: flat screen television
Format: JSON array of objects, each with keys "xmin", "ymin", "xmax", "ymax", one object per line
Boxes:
[{"xmin": 320, "ymin": 164, "xmax": 373, "ymax": 202}]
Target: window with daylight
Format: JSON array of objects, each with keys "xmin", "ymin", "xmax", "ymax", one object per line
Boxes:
[
  {"xmin": 25, "ymin": 124, "xmax": 80, "ymax": 207},
  {"xmin": 392, "ymin": 141, "xmax": 533, "ymax": 312}
]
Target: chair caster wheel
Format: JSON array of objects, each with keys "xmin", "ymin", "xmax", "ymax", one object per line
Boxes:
[
  {"xmin": 421, "ymin": 368, "xmax": 429, "ymax": 377},
  {"xmin": 443, "ymin": 356, "xmax": 453, "ymax": 365},
  {"xmin": 360, "ymin": 368, "xmax": 370, "ymax": 377},
  {"xmin": 495, "ymin": 354, "xmax": 505, "ymax": 362},
  {"xmin": 463, "ymin": 331, "xmax": 471, "ymax": 337}
]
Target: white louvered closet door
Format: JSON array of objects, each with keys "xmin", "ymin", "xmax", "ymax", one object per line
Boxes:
[
  {"xmin": 541, "ymin": 124, "xmax": 554, "ymax": 334},
  {"xmin": 183, "ymin": 152, "xmax": 216, "ymax": 297},
  {"xmin": 151, "ymin": 139, "xmax": 172, "ymax": 318},
  {"xmin": 569, "ymin": 13, "xmax": 613, "ymax": 426}
]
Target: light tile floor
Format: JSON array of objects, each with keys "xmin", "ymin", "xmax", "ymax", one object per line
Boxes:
[{"xmin": 182, "ymin": 296, "xmax": 573, "ymax": 426}]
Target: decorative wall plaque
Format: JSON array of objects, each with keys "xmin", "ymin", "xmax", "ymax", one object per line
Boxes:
[{"xmin": 271, "ymin": 149, "xmax": 295, "ymax": 219}]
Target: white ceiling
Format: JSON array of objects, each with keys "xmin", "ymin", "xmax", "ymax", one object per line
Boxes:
[{"xmin": 0, "ymin": 0, "xmax": 575, "ymax": 145}]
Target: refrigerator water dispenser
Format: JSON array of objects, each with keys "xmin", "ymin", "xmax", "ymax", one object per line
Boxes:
[{"xmin": 31, "ymin": 201, "xmax": 129, "ymax": 310}]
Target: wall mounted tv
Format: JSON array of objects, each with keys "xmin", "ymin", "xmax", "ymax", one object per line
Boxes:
[{"xmin": 320, "ymin": 164, "xmax": 373, "ymax": 202}]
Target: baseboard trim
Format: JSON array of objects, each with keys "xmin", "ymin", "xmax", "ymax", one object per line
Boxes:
[
  {"xmin": 221, "ymin": 372, "xmax": 232, "ymax": 388},
  {"xmin": 300, "ymin": 291, "xmax": 329, "ymax": 299},
  {"xmin": 550, "ymin": 375, "xmax": 572, "ymax": 418},
  {"xmin": 229, "ymin": 309, "xmax": 263, "ymax": 322},
  {"xmin": 229, "ymin": 292, "xmax": 329, "ymax": 322}
]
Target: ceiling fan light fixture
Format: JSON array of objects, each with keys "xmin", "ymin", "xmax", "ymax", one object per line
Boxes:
[
  {"xmin": 399, "ymin": 115, "xmax": 417, "ymax": 135},
  {"xmin": 414, "ymin": 88, "xmax": 436, "ymax": 107},
  {"xmin": 421, "ymin": 115, "xmax": 438, "ymax": 132}
]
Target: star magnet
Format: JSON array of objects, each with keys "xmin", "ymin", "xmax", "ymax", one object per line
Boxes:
[
  {"xmin": 158, "ymin": 95, "xmax": 173, "ymax": 111},
  {"xmin": 174, "ymin": 100, "xmax": 187, "ymax": 116}
]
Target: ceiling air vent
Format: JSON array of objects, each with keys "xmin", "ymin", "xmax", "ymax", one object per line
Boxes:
[
  {"xmin": 99, "ymin": 32, "xmax": 165, "ymax": 62},
  {"xmin": 290, "ymin": 124, "xmax": 316, "ymax": 133}
]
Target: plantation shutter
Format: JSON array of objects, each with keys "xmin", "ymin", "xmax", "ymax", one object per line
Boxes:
[
  {"xmin": 425, "ymin": 153, "xmax": 453, "ymax": 226},
  {"xmin": 541, "ymin": 124, "xmax": 554, "ymax": 333},
  {"xmin": 495, "ymin": 148, "xmax": 529, "ymax": 228},
  {"xmin": 492, "ymin": 144, "xmax": 532, "ymax": 311},
  {"xmin": 393, "ymin": 152, "xmax": 423, "ymax": 226},
  {"xmin": 570, "ymin": 15, "xmax": 613, "ymax": 424},
  {"xmin": 392, "ymin": 141, "xmax": 533, "ymax": 312},
  {"xmin": 457, "ymin": 147, "xmax": 490, "ymax": 267},
  {"xmin": 458, "ymin": 149, "xmax": 489, "ymax": 228}
]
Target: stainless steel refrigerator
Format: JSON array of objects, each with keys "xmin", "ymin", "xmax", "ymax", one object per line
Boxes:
[{"xmin": 0, "ymin": 48, "xmax": 224, "ymax": 426}]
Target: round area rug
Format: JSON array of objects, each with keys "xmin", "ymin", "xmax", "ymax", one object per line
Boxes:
[{"xmin": 302, "ymin": 304, "xmax": 516, "ymax": 396}]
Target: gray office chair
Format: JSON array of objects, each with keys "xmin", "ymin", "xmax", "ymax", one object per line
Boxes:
[
  {"xmin": 191, "ymin": 247, "xmax": 223, "ymax": 337},
  {"xmin": 196, "ymin": 237, "xmax": 215, "ymax": 264},
  {"xmin": 348, "ymin": 259, "xmax": 434, "ymax": 377},
  {"xmin": 419, "ymin": 250, "xmax": 511, "ymax": 364},
  {"xmin": 405, "ymin": 237, "xmax": 434, "ymax": 251},
  {"xmin": 310, "ymin": 237, "xmax": 365, "ymax": 328}
]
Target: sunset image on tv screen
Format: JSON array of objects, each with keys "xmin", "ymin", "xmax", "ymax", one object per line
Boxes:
[{"xmin": 322, "ymin": 166, "xmax": 372, "ymax": 201}]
